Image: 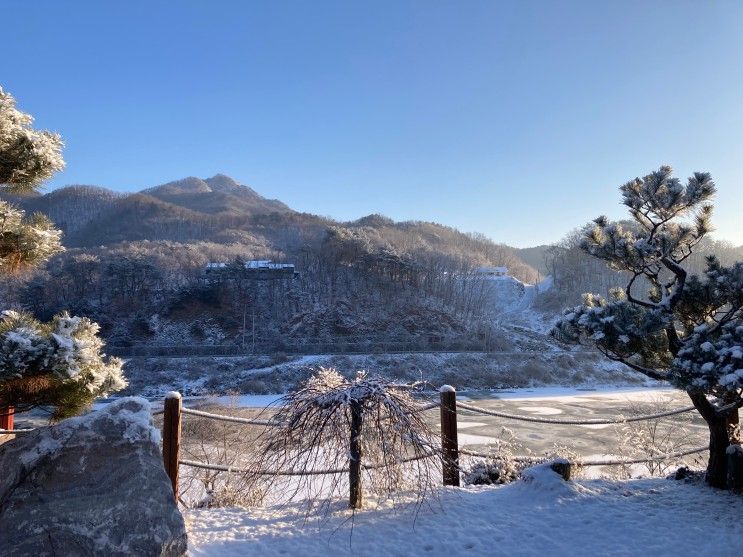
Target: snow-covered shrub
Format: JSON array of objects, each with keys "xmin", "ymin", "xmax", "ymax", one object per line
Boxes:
[
  {"xmin": 463, "ymin": 456, "xmax": 520, "ymax": 486},
  {"xmin": 463, "ymin": 427, "xmax": 529, "ymax": 486},
  {"xmin": 0, "ymin": 310, "xmax": 126, "ymax": 419},
  {"xmin": 616, "ymin": 398, "xmax": 702, "ymax": 478},
  {"xmin": 193, "ymin": 482, "xmax": 265, "ymax": 509}
]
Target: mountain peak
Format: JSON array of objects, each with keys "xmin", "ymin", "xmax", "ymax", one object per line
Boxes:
[
  {"xmin": 143, "ymin": 177, "xmax": 210, "ymax": 196},
  {"xmin": 203, "ymin": 174, "xmax": 249, "ymax": 194},
  {"xmin": 141, "ymin": 174, "xmax": 291, "ymax": 215}
]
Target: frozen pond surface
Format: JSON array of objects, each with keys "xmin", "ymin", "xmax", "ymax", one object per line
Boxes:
[{"xmin": 445, "ymin": 387, "xmax": 707, "ymax": 465}]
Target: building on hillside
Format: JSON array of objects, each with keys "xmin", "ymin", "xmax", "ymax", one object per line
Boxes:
[
  {"xmin": 204, "ymin": 260, "xmax": 298, "ymax": 280},
  {"xmin": 475, "ymin": 266, "xmax": 508, "ymax": 277}
]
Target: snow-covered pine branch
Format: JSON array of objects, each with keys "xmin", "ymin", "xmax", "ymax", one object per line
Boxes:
[
  {"xmin": 0, "ymin": 200, "xmax": 63, "ymax": 273},
  {"xmin": 0, "ymin": 310, "xmax": 126, "ymax": 419},
  {"xmin": 1, "ymin": 87, "xmax": 65, "ymax": 272},
  {"xmin": 553, "ymin": 289, "xmax": 672, "ymax": 378},
  {"xmin": 0, "ymin": 87, "xmax": 65, "ymax": 193}
]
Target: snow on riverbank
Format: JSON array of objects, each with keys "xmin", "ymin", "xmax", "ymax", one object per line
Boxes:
[
  {"xmin": 121, "ymin": 348, "xmax": 646, "ymax": 399},
  {"xmin": 186, "ymin": 473, "xmax": 743, "ymax": 556},
  {"xmin": 184, "ymin": 385, "xmax": 676, "ymax": 409}
]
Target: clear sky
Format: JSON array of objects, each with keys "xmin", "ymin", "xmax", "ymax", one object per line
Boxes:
[{"xmin": 3, "ymin": 1, "xmax": 742, "ymax": 247}]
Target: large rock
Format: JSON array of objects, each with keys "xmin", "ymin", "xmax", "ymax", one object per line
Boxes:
[{"xmin": 0, "ymin": 397, "xmax": 187, "ymax": 556}]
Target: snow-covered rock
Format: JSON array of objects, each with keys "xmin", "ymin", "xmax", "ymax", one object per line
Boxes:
[{"xmin": 0, "ymin": 398, "xmax": 187, "ymax": 556}]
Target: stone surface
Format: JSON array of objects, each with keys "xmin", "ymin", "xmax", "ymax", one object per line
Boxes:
[{"xmin": 0, "ymin": 397, "xmax": 187, "ymax": 556}]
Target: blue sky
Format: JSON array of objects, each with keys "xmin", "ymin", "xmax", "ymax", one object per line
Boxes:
[{"xmin": 4, "ymin": 1, "xmax": 742, "ymax": 247}]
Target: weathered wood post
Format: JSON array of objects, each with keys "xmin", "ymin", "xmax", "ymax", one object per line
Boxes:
[
  {"xmin": 440, "ymin": 385, "xmax": 460, "ymax": 487},
  {"xmin": 349, "ymin": 399, "xmax": 363, "ymax": 509},
  {"xmin": 727, "ymin": 444, "xmax": 743, "ymax": 490},
  {"xmin": 0, "ymin": 405, "xmax": 14, "ymax": 431},
  {"xmin": 550, "ymin": 458, "xmax": 572, "ymax": 481},
  {"xmin": 162, "ymin": 392, "xmax": 182, "ymax": 498}
]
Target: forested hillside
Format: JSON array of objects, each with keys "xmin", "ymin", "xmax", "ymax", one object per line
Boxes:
[
  {"xmin": 1, "ymin": 175, "xmax": 541, "ymax": 351},
  {"xmin": 3, "ymin": 174, "xmax": 739, "ymax": 355},
  {"xmin": 537, "ymin": 226, "xmax": 743, "ymax": 312}
]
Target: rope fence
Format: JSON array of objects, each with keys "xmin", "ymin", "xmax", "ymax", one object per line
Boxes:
[
  {"xmin": 460, "ymin": 445, "xmax": 709, "ymax": 466},
  {"xmin": 179, "ymin": 451, "xmax": 437, "ymax": 476},
  {"xmin": 456, "ymin": 401, "xmax": 697, "ymax": 425},
  {"xmin": 161, "ymin": 386, "xmax": 720, "ymax": 498},
  {"xmin": 0, "ymin": 385, "xmax": 718, "ymax": 505},
  {"xmin": 181, "ymin": 407, "xmax": 281, "ymax": 427}
]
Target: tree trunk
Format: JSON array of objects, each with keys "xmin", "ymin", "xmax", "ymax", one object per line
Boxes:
[
  {"xmin": 688, "ymin": 391, "xmax": 741, "ymax": 489},
  {"xmin": 349, "ymin": 400, "xmax": 363, "ymax": 509}
]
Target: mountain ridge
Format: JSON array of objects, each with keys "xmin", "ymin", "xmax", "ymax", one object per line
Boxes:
[{"xmin": 1, "ymin": 174, "xmax": 580, "ymax": 286}]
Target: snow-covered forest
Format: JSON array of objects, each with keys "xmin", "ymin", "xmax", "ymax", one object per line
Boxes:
[{"xmin": 1, "ymin": 176, "xmax": 544, "ymax": 350}]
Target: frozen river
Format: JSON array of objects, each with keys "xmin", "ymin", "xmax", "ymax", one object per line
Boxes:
[{"xmin": 443, "ymin": 387, "xmax": 707, "ymax": 466}]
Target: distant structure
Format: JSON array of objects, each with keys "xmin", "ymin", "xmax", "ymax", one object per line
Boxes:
[
  {"xmin": 204, "ymin": 260, "xmax": 298, "ymax": 280},
  {"xmin": 475, "ymin": 266, "xmax": 508, "ymax": 277}
]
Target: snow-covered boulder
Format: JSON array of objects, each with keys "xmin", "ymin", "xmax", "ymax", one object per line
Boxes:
[{"xmin": 0, "ymin": 397, "xmax": 187, "ymax": 556}]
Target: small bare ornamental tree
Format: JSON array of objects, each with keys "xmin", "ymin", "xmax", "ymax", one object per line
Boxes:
[
  {"xmin": 247, "ymin": 369, "xmax": 441, "ymax": 511},
  {"xmin": 553, "ymin": 167, "xmax": 742, "ymax": 488}
]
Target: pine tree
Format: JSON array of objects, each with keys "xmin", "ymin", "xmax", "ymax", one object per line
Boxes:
[
  {"xmin": 553, "ymin": 166, "xmax": 742, "ymax": 488},
  {"xmin": 0, "ymin": 311, "xmax": 126, "ymax": 420},
  {"xmin": 0, "ymin": 86, "xmax": 125, "ymax": 419},
  {"xmin": 1, "ymin": 86, "xmax": 65, "ymax": 272}
]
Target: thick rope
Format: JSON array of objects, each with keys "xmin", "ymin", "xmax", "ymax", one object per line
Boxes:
[
  {"xmin": 410, "ymin": 401, "xmax": 439, "ymax": 413},
  {"xmin": 181, "ymin": 407, "xmax": 280, "ymax": 426},
  {"xmin": 579, "ymin": 445, "xmax": 708, "ymax": 466},
  {"xmin": 179, "ymin": 451, "xmax": 437, "ymax": 476},
  {"xmin": 456, "ymin": 401, "xmax": 696, "ymax": 425},
  {"xmin": 0, "ymin": 428, "xmax": 34, "ymax": 435},
  {"xmin": 460, "ymin": 445, "xmax": 708, "ymax": 466},
  {"xmin": 179, "ymin": 459, "xmax": 345, "ymax": 476},
  {"xmin": 459, "ymin": 449, "xmax": 541, "ymax": 463},
  {"xmin": 180, "ymin": 402, "xmax": 437, "ymax": 425}
]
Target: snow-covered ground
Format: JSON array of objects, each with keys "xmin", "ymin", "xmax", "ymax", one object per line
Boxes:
[{"xmin": 185, "ymin": 469, "xmax": 743, "ymax": 556}]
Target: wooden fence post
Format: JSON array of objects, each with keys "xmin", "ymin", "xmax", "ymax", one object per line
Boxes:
[
  {"xmin": 0, "ymin": 405, "xmax": 14, "ymax": 431},
  {"xmin": 440, "ymin": 385, "xmax": 460, "ymax": 487},
  {"xmin": 349, "ymin": 400, "xmax": 363, "ymax": 509},
  {"xmin": 162, "ymin": 392, "xmax": 182, "ymax": 498}
]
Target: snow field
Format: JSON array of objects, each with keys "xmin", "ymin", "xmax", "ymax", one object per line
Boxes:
[{"xmin": 186, "ymin": 472, "xmax": 743, "ymax": 556}]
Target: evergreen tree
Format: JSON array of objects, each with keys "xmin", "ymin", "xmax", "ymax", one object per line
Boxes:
[
  {"xmin": 553, "ymin": 166, "xmax": 742, "ymax": 488},
  {"xmin": 1, "ymin": 86, "xmax": 65, "ymax": 272},
  {"xmin": 0, "ymin": 311, "xmax": 126, "ymax": 420},
  {"xmin": 0, "ymin": 86, "xmax": 124, "ymax": 419}
]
